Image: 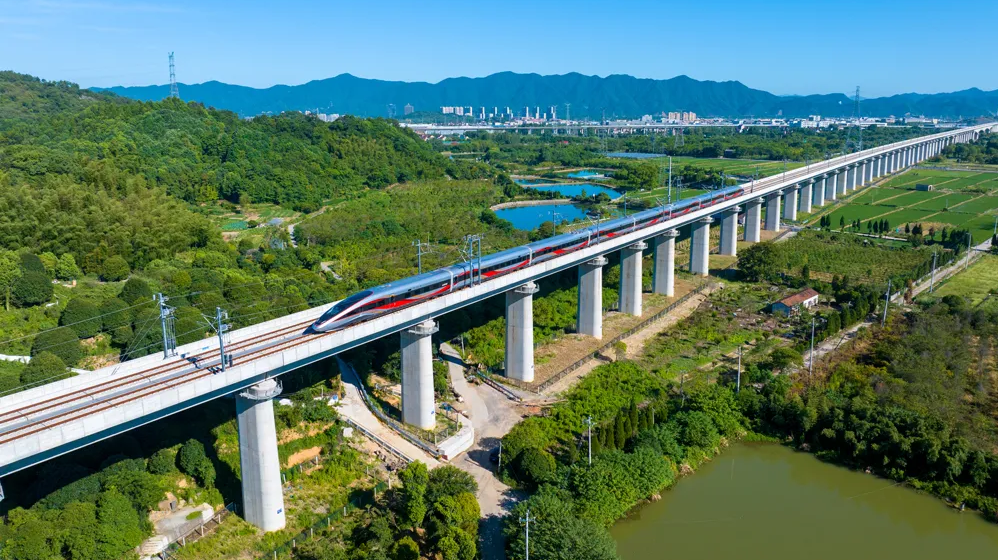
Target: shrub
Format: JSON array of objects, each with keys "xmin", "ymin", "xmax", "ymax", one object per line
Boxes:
[
  {"xmin": 12, "ymin": 270, "xmax": 53, "ymax": 307},
  {"xmin": 517, "ymin": 447, "xmax": 556, "ymax": 488},
  {"xmin": 31, "ymin": 327, "xmax": 82, "ymax": 366},
  {"xmin": 101, "ymin": 255, "xmax": 130, "ymax": 282},
  {"xmin": 20, "ymin": 252, "xmax": 47, "ymax": 275},
  {"xmin": 177, "ymin": 439, "xmax": 215, "ymax": 488},
  {"xmin": 100, "ymin": 298, "xmax": 131, "ymax": 331},
  {"xmin": 148, "ymin": 448, "xmax": 178, "ymax": 475},
  {"xmin": 56, "ymin": 253, "xmax": 81, "ymax": 280},
  {"xmin": 118, "ymin": 277, "xmax": 152, "ymax": 305},
  {"xmin": 20, "ymin": 351, "xmax": 67, "ymax": 386},
  {"xmin": 60, "ymin": 298, "xmax": 101, "ymax": 338},
  {"xmin": 392, "ymin": 536, "xmax": 419, "ymax": 560}
]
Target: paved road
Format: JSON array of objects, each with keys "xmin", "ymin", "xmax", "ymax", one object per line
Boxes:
[
  {"xmin": 335, "ymin": 358, "xmax": 440, "ymax": 468},
  {"xmin": 440, "ymin": 343, "xmax": 524, "ymax": 560}
]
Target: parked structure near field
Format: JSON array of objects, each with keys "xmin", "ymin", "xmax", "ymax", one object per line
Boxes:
[{"xmin": 772, "ymin": 288, "xmax": 821, "ymax": 316}]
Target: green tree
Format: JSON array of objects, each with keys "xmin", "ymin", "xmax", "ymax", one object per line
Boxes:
[
  {"xmin": 20, "ymin": 351, "xmax": 67, "ymax": 386},
  {"xmin": 398, "ymin": 461, "xmax": 429, "ymax": 529},
  {"xmin": 56, "ymin": 253, "xmax": 81, "ymax": 280},
  {"xmin": 101, "ymin": 255, "xmax": 130, "ymax": 282},
  {"xmin": 20, "ymin": 252, "xmax": 47, "ymax": 275},
  {"xmin": 0, "ymin": 249, "xmax": 21, "ymax": 311},
  {"xmin": 118, "ymin": 277, "xmax": 152, "ymax": 305},
  {"xmin": 392, "ymin": 536, "xmax": 420, "ymax": 560},
  {"xmin": 148, "ymin": 448, "xmax": 177, "ymax": 475},
  {"xmin": 737, "ymin": 242, "xmax": 780, "ymax": 282},
  {"xmin": 426, "ymin": 465, "xmax": 478, "ymax": 506},
  {"xmin": 12, "ymin": 270, "xmax": 53, "ymax": 307},
  {"xmin": 517, "ymin": 447, "xmax": 556, "ymax": 488},
  {"xmin": 177, "ymin": 439, "xmax": 215, "ymax": 488},
  {"xmin": 100, "ymin": 298, "xmax": 132, "ymax": 331},
  {"xmin": 95, "ymin": 488, "xmax": 147, "ymax": 559},
  {"xmin": 31, "ymin": 327, "xmax": 82, "ymax": 366},
  {"xmin": 60, "ymin": 298, "xmax": 101, "ymax": 338}
]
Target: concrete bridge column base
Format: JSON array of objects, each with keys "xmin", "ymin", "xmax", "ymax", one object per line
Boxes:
[
  {"xmin": 619, "ymin": 242, "xmax": 647, "ymax": 316},
  {"xmin": 689, "ymin": 218, "xmax": 713, "ymax": 277},
  {"xmin": 505, "ymin": 282, "xmax": 539, "ymax": 383},
  {"xmin": 718, "ymin": 209, "xmax": 739, "ymax": 257},
  {"xmin": 782, "ymin": 188, "xmax": 798, "ymax": 222},
  {"xmin": 653, "ymin": 231, "xmax": 679, "ymax": 296},
  {"xmin": 744, "ymin": 199, "xmax": 762, "ymax": 242},
  {"xmin": 577, "ymin": 256, "xmax": 608, "ymax": 338},
  {"xmin": 401, "ymin": 320, "xmax": 438, "ymax": 430},
  {"xmin": 765, "ymin": 191, "xmax": 782, "ymax": 232},
  {"xmin": 799, "ymin": 181, "xmax": 813, "ymax": 214},
  {"xmin": 237, "ymin": 379, "xmax": 286, "ymax": 533}
]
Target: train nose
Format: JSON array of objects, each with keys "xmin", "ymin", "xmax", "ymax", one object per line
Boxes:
[{"xmin": 303, "ymin": 324, "xmax": 318, "ymax": 335}]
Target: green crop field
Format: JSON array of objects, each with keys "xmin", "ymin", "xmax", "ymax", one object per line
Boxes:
[
  {"xmin": 877, "ymin": 190, "xmax": 944, "ymax": 207},
  {"xmin": 929, "ymin": 254, "xmax": 998, "ymax": 305},
  {"xmin": 934, "ymin": 174, "xmax": 993, "ymax": 191},
  {"xmin": 950, "ymin": 196, "xmax": 998, "ymax": 215},
  {"xmin": 876, "ymin": 207, "xmax": 937, "ymax": 226},
  {"xmin": 823, "ymin": 204, "xmax": 891, "ymax": 225},
  {"xmin": 850, "ymin": 188, "xmax": 909, "ymax": 205},
  {"xmin": 911, "ymin": 193, "xmax": 976, "ymax": 212}
]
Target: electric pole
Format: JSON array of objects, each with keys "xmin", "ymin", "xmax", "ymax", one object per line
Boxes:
[
  {"xmin": 965, "ymin": 231, "xmax": 972, "ymax": 271},
  {"xmin": 412, "ymin": 239, "xmax": 432, "ymax": 274},
  {"xmin": 881, "ymin": 279, "xmax": 892, "ymax": 327},
  {"xmin": 736, "ymin": 345, "xmax": 742, "ymax": 392},
  {"xmin": 214, "ymin": 307, "xmax": 231, "ymax": 371},
  {"xmin": 929, "ymin": 252, "xmax": 938, "ymax": 293},
  {"xmin": 809, "ymin": 317, "xmax": 815, "ymax": 377},
  {"xmin": 584, "ymin": 416, "xmax": 594, "ymax": 465},
  {"xmin": 520, "ymin": 509, "xmax": 536, "ymax": 560},
  {"xmin": 156, "ymin": 293, "xmax": 177, "ymax": 359}
]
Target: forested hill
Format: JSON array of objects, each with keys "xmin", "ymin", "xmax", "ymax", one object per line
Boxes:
[
  {"xmin": 0, "ymin": 71, "xmax": 486, "ymax": 210},
  {"xmin": 98, "ymin": 71, "xmax": 998, "ymax": 119}
]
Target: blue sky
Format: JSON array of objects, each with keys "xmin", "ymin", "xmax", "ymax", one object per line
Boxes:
[{"xmin": 1, "ymin": 0, "xmax": 995, "ymax": 97}]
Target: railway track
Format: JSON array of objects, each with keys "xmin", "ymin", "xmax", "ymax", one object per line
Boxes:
[{"xmin": 0, "ymin": 319, "xmax": 327, "ymax": 445}]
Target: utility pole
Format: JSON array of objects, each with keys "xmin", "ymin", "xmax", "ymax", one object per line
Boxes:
[
  {"xmin": 156, "ymin": 293, "xmax": 177, "ymax": 359},
  {"xmin": 214, "ymin": 307, "xmax": 231, "ymax": 371},
  {"xmin": 736, "ymin": 345, "xmax": 742, "ymax": 393},
  {"xmin": 520, "ymin": 509, "xmax": 536, "ymax": 560},
  {"xmin": 881, "ymin": 279, "xmax": 892, "ymax": 327},
  {"xmin": 668, "ymin": 156, "xmax": 673, "ymax": 203},
  {"xmin": 965, "ymin": 231, "xmax": 972, "ymax": 271},
  {"xmin": 412, "ymin": 239, "xmax": 432, "ymax": 274},
  {"xmin": 809, "ymin": 317, "xmax": 815, "ymax": 377},
  {"xmin": 584, "ymin": 416, "xmax": 594, "ymax": 465},
  {"xmin": 929, "ymin": 252, "xmax": 938, "ymax": 292},
  {"xmin": 462, "ymin": 234, "xmax": 483, "ymax": 284}
]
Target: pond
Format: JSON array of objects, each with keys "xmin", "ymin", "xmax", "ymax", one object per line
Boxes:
[
  {"xmin": 528, "ymin": 183, "xmax": 622, "ymax": 200},
  {"xmin": 565, "ymin": 169, "xmax": 602, "ymax": 179},
  {"xmin": 606, "ymin": 152, "xmax": 665, "ymax": 159},
  {"xmin": 494, "ymin": 204, "xmax": 592, "ymax": 231},
  {"xmin": 611, "ymin": 443, "xmax": 998, "ymax": 560}
]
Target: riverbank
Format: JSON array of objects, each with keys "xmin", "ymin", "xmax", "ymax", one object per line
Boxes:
[{"xmin": 489, "ymin": 198, "xmax": 570, "ymax": 210}]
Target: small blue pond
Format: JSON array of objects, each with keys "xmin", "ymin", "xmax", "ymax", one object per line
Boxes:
[
  {"xmin": 494, "ymin": 204, "xmax": 592, "ymax": 231},
  {"xmin": 529, "ymin": 183, "xmax": 622, "ymax": 199},
  {"xmin": 565, "ymin": 169, "xmax": 601, "ymax": 179}
]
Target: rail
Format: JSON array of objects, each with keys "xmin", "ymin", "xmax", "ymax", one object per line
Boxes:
[{"xmin": 532, "ymin": 282, "xmax": 712, "ymax": 393}]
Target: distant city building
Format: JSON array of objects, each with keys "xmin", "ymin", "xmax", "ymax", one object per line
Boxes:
[
  {"xmin": 479, "ymin": 107, "xmax": 486, "ymax": 120},
  {"xmin": 404, "ymin": 103, "xmax": 414, "ymax": 115},
  {"xmin": 317, "ymin": 113, "xmax": 339, "ymax": 122},
  {"xmin": 524, "ymin": 105, "xmax": 531, "ymax": 118},
  {"xmin": 441, "ymin": 106, "xmax": 455, "ymax": 114},
  {"xmin": 667, "ymin": 111, "xmax": 681, "ymax": 121},
  {"xmin": 681, "ymin": 111, "xmax": 697, "ymax": 122},
  {"xmin": 641, "ymin": 114, "xmax": 653, "ymax": 123},
  {"xmin": 534, "ymin": 106, "xmax": 540, "ymax": 119},
  {"xmin": 548, "ymin": 105, "xmax": 557, "ymax": 120}
]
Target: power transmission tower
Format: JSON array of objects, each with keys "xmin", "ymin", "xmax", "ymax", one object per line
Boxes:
[
  {"xmin": 564, "ymin": 102, "xmax": 570, "ymax": 122},
  {"xmin": 674, "ymin": 127, "xmax": 685, "ymax": 148},
  {"xmin": 855, "ymin": 86, "xmax": 863, "ymax": 151},
  {"xmin": 168, "ymin": 52, "xmax": 179, "ymax": 99},
  {"xmin": 387, "ymin": 103, "xmax": 396, "ymax": 119},
  {"xmin": 156, "ymin": 293, "xmax": 177, "ymax": 358}
]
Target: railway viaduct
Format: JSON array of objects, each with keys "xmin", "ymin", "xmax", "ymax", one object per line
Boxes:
[{"xmin": 0, "ymin": 124, "xmax": 992, "ymax": 531}]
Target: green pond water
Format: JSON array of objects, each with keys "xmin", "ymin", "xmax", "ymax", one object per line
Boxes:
[{"xmin": 611, "ymin": 443, "xmax": 998, "ymax": 559}]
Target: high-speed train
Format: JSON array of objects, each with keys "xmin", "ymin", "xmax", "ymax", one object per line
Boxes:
[{"xmin": 307, "ymin": 185, "xmax": 747, "ymax": 333}]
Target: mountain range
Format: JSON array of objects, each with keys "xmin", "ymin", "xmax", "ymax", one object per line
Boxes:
[{"xmin": 96, "ymin": 72, "xmax": 998, "ymax": 120}]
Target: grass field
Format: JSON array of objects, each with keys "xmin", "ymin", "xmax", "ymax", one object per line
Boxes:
[
  {"xmin": 624, "ymin": 156, "xmax": 806, "ymax": 178},
  {"xmin": 811, "ymin": 169, "xmax": 998, "ymax": 244},
  {"xmin": 928, "ymin": 254, "xmax": 998, "ymax": 305}
]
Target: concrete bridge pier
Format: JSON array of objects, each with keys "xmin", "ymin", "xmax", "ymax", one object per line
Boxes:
[
  {"xmin": 799, "ymin": 180, "xmax": 813, "ymax": 214},
  {"xmin": 689, "ymin": 217, "xmax": 713, "ymax": 276},
  {"xmin": 619, "ymin": 242, "xmax": 647, "ymax": 316},
  {"xmin": 237, "ymin": 379, "xmax": 286, "ymax": 533},
  {"xmin": 813, "ymin": 176, "xmax": 826, "ymax": 208},
  {"xmin": 857, "ymin": 162, "xmax": 866, "ymax": 188},
  {"xmin": 744, "ymin": 198, "xmax": 762, "ymax": 242},
  {"xmin": 577, "ymin": 256, "xmax": 608, "ymax": 338},
  {"xmin": 783, "ymin": 187, "xmax": 798, "ymax": 222},
  {"xmin": 401, "ymin": 319, "xmax": 438, "ymax": 429},
  {"xmin": 826, "ymin": 172, "xmax": 839, "ymax": 202},
  {"xmin": 505, "ymin": 282, "xmax": 538, "ymax": 382},
  {"xmin": 653, "ymin": 230, "xmax": 679, "ymax": 296},
  {"xmin": 765, "ymin": 191, "xmax": 782, "ymax": 232},
  {"xmin": 839, "ymin": 166, "xmax": 850, "ymax": 196},
  {"xmin": 718, "ymin": 208, "xmax": 740, "ymax": 257}
]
